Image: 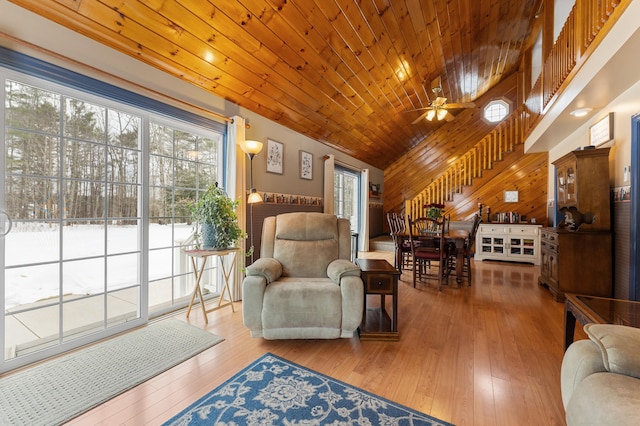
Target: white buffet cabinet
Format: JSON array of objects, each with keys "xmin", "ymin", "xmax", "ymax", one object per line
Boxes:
[{"xmin": 474, "ymin": 223, "xmax": 542, "ymax": 265}]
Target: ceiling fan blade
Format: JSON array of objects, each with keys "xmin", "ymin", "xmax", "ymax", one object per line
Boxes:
[
  {"xmin": 404, "ymin": 106, "xmax": 434, "ymax": 113},
  {"xmin": 444, "ymin": 102, "xmax": 476, "ymax": 109},
  {"xmin": 411, "ymin": 110, "xmax": 432, "ymax": 124},
  {"xmin": 443, "ymin": 111, "xmax": 455, "ymax": 121},
  {"xmin": 432, "ymin": 96, "xmax": 447, "ymax": 107}
]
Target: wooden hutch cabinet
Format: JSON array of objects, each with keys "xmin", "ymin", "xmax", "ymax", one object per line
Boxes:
[{"xmin": 539, "ymin": 148, "xmax": 613, "ymax": 301}]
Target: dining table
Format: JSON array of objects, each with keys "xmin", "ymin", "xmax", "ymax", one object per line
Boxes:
[{"xmin": 396, "ymin": 229, "xmax": 470, "ymax": 285}]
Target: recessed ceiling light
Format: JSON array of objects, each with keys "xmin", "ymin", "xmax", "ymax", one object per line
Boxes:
[{"xmin": 570, "ymin": 108, "xmax": 592, "ymax": 117}]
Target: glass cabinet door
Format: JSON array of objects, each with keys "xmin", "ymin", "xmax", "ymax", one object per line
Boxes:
[
  {"xmin": 556, "ymin": 166, "xmax": 566, "ymax": 207},
  {"xmin": 565, "ymin": 163, "xmax": 576, "ymax": 205}
]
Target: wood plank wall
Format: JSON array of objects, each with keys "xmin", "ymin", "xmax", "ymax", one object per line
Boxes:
[{"xmin": 383, "ymin": 73, "xmax": 548, "ymax": 226}]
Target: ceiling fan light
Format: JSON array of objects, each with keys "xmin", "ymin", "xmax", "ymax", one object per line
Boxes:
[
  {"xmin": 437, "ymin": 108, "xmax": 447, "ymax": 121},
  {"xmin": 426, "ymin": 109, "xmax": 436, "ymax": 121}
]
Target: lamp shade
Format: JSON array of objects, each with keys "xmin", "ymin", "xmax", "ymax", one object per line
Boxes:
[
  {"xmin": 247, "ymin": 190, "xmax": 263, "ymax": 204},
  {"xmin": 426, "ymin": 109, "xmax": 436, "ymax": 121},
  {"xmin": 437, "ymin": 108, "xmax": 447, "ymax": 121},
  {"xmin": 241, "ymin": 140, "xmax": 263, "ymax": 155}
]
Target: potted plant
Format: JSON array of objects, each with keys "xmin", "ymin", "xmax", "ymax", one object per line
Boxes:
[{"xmin": 190, "ymin": 182, "xmax": 245, "ymax": 250}]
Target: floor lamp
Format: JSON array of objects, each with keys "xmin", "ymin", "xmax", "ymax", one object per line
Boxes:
[{"xmin": 241, "ymin": 140, "xmax": 263, "ymax": 263}]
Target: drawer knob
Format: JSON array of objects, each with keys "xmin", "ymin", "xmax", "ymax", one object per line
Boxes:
[{"xmin": 377, "ymin": 280, "xmax": 384, "ymax": 287}]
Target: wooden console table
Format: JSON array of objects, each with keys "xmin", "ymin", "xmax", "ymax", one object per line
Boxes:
[
  {"xmin": 564, "ymin": 293, "xmax": 640, "ymax": 350},
  {"xmin": 356, "ymin": 258, "xmax": 400, "ymax": 341},
  {"xmin": 184, "ymin": 248, "xmax": 238, "ymax": 323}
]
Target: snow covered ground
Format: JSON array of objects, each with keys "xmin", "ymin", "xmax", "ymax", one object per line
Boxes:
[{"xmin": 4, "ymin": 223, "xmax": 193, "ymax": 309}]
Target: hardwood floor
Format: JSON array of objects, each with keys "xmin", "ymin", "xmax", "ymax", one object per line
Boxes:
[{"xmin": 66, "ymin": 251, "xmax": 571, "ymax": 425}]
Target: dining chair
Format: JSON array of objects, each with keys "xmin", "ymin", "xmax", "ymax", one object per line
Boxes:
[
  {"xmin": 387, "ymin": 212, "xmax": 413, "ymax": 271},
  {"xmin": 386, "ymin": 212, "xmax": 401, "ymax": 269},
  {"xmin": 462, "ymin": 214, "xmax": 482, "ymax": 284},
  {"xmin": 408, "ymin": 216, "xmax": 451, "ymax": 290},
  {"xmin": 449, "ymin": 213, "xmax": 481, "ymax": 285}
]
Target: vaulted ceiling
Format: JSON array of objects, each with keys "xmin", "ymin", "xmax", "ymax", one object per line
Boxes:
[{"xmin": 9, "ymin": 0, "xmax": 541, "ymax": 170}]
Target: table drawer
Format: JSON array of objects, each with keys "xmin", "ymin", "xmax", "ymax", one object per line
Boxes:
[{"xmin": 365, "ymin": 273, "xmax": 394, "ymax": 294}]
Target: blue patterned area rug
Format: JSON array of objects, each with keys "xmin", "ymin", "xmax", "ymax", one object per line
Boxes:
[{"xmin": 164, "ymin": 352, "xmax": 452, "ymax": 425}]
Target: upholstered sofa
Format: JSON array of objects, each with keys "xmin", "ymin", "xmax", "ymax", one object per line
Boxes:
[
  {"xmin": 242, "ymin": 212, "xmax": 364, "ymax": 339},
  {"xmin": 561, "ymin": 324, "xmax": 640, "ymax": 425}
]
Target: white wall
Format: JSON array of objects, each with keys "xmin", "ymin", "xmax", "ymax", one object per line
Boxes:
[{"xmin": 547, "ymin": 80, "xmax": 640, "ymax": 195}]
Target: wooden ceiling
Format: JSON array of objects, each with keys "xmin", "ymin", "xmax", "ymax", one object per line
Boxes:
[{"xmin": 10, "ymin": 0, "xmax": 541, "ymax": 170}]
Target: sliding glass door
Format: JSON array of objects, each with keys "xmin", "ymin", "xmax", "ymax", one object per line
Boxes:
[
  {"xmin": 3, "ymin": 79, "xmax": 144, "ymax": 366},
  {"xmin": 1, "ymin": 67, "xmax": 225, "ymax": 372}
]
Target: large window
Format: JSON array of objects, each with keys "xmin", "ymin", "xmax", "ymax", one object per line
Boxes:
[{"xmin": 1, "ymin": 57, "xmax": 226, "ymax": 371}]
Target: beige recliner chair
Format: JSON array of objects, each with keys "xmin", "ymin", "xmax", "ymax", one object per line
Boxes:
[{"xmin": 242, "ymin": 212, "xmax": 364, "ymax": 339}]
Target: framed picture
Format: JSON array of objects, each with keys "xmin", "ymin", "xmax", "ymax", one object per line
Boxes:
[
  {"xmin": 504, "ymin": 190, "xmax": 519, "ymax": 203},
  {"xmin": 266, "ymin": 139, "xmax": 284, "ymax": 174},
  {"xmin": 299, "ymin": 150, "xmax": 313, "ymax": 180}
]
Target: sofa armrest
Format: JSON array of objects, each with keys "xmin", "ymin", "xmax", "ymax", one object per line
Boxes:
[
  {"xmin": 246, "ymin": 257, "xmax": 283, "ymax": 283},
  {"xmin": 561, "ymin": 339, "xmax": 607, "ymax": 409},
  {"xmin": 585, "ymin": 323, "xmax": 640, "ymax": 378},
  {"xmin": 327, "ymin": 259, "xmax": 361, "ymax": 284},
  {"xmin": 339, "ymin": 275, "xmax": 364, "ymax": 334},
  {"xmin": 242, "ymin": 275, "xmax": 268, "ymax": 337}
]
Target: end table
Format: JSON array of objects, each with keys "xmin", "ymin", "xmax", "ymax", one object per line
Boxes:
[
  {"xmin": 356, "ymin": 258, "xmax": 400, "ymax": 341},
  {"xmin": 184, "ymin": 248, "xmax": 238, "ymax": 323}
]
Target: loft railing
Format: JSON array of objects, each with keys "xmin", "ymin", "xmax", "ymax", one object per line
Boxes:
[{"xmin": 406, "ymin": 0, "xmax": 626, "ymax": 219}]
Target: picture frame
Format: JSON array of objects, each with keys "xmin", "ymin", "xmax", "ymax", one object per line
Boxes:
[
  {"xmin": 266, "ymin": 139, "xmax": 284, "ymax": 174},
  {"xmin": 590, "ymin": 112, "xmax": 614, "ymax": 147},
  {"xmin": 504, "ymin": 190, "xmax": 519, "ymax": 203},
  {"xmin": 299, "ymin": 150, "xmax": 313, "ymax": 180}
]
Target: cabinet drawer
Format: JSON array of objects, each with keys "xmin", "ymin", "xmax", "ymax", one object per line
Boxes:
[
  {"xmin": 365, "ymin": 273, "xmax": 394, "ymax": 294},
  {"xmin": 508, "ymin": 226, "xmax": 539, "ymax": 236},
  {"xmin": 478, "ymin": 225, "xmax": 507, "ymax": 233}
]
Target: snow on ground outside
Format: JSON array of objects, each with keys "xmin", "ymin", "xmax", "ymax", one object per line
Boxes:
[{"xmin": 4, "ymin": 223, "xmax": 192, "ymax": 309}]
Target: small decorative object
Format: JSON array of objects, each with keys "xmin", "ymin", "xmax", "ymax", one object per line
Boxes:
[
  {"xmin": 299, "ymin": 150, "xmax": 312, "ymax": 179},
  {"xmin": 424, "ymin": 203, "xmax": 445, "ymax": 220},
  {"xmin": 266, "ymin": 139, "xmax": 284, "ymax": 174},
  {"xmin": 190, "ymin": 182, "xmax": 245, "ymax": 249}
]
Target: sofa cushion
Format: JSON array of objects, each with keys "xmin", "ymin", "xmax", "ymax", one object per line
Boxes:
[
  {"xmin": 273, "ymin": 213, "xmax": 339, "ymax": 277},
  {"xmin": 262, "ymin": 278, "xmax": 342, "ymax": 330},
  {"xmin": 565, "ymin": 371, "xmax": 640, "ymax": 426},
  {"xmin": 585, "ymin": 323, "xmax": 640, "ymax": 378}
]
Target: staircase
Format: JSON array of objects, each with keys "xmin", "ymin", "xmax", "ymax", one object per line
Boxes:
[{"xmin": 405, "ymin": 108, "xmax": 525, "ymax": 219}]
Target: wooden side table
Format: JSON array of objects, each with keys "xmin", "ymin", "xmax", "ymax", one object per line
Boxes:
[
  {"xmin": 356, "ymin": 258, "xmax": 400, "ymax": 341},
  {"xmin": 184, "ymin": 248, "xmax": 238, "ymax": 323},
  {"xmin": 564, "ymin": 293, "xmax": 640, "ymax": 350}
]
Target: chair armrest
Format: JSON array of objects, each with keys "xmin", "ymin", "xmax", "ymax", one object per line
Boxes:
[
  {"xmin": 327, "ymin": 259, "xmax": 361, "ymax": 284},
  {"xmin": 246, "ymin": 258, "xmax": 282, "ymax": 283}
]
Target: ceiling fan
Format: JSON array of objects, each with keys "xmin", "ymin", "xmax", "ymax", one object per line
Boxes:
[{"xmin": 410, "ymin": 86, "xmax": 476, "ymax": 124}]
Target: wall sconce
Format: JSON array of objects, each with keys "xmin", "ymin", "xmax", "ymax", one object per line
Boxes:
[{"xmin": 240, "ymin": 140, "xmax": 263, "ymax": 204}]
